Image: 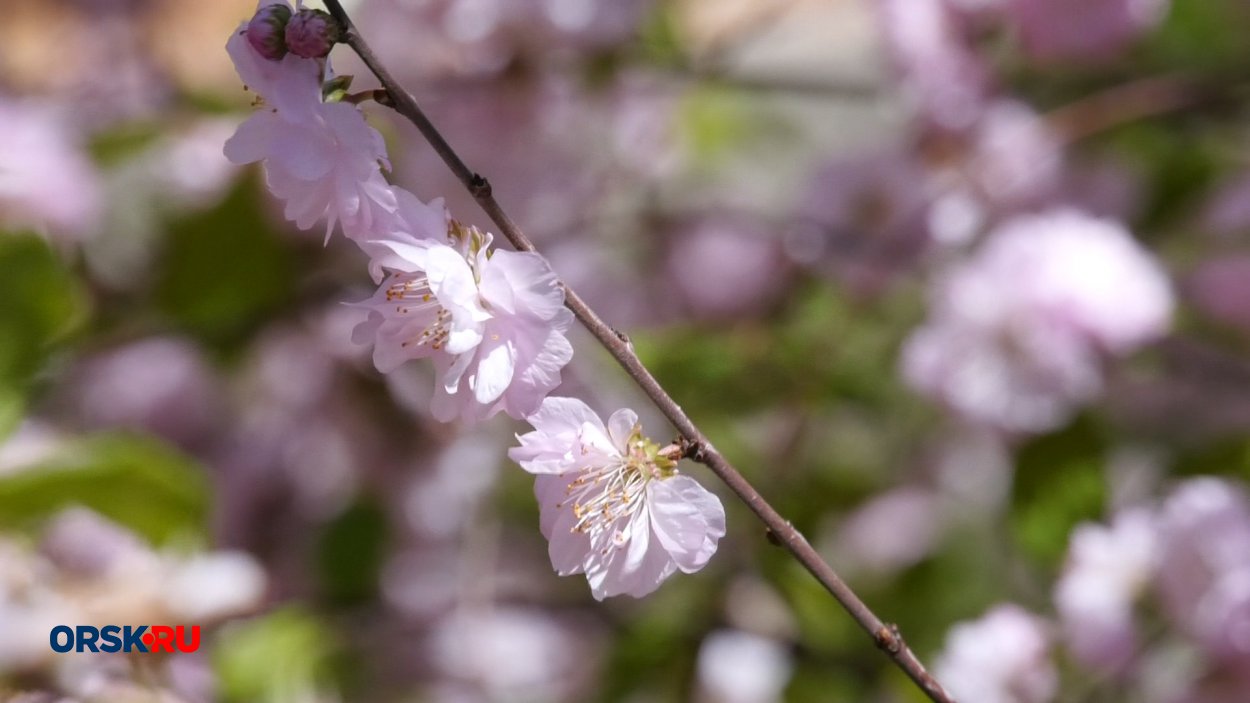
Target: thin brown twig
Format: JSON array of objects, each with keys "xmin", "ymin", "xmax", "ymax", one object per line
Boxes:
[
  {"xmin": 319, "ymin": 2, "xmax": 954, "ymax": 701},
  {"xmin": 1045, "ymin": 73, "xmax": 1211, "ymax": 143}
]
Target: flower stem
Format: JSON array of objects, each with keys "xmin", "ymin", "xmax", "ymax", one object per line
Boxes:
[{"xmin": 320, "ymin": 2, "xmax": 954, "ymax": 700}]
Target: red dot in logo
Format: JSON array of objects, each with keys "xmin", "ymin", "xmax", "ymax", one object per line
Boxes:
[{"xmin": 142, "ymin": 633, "xmax": 155, "ymax": 647}]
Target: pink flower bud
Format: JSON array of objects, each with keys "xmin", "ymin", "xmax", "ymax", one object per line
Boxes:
[
  {"xmin": 245, "ymin": 4, "xmax": 293, "ymax": 61},
  {"xmin": 285, "ymin": 9, "xmax": 342, "ymax": 59}
]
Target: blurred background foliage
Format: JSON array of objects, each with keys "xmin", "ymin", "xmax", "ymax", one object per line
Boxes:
[{"xmin": 3, "ymin": 0, "xmax": 1250, "ymax": 702}]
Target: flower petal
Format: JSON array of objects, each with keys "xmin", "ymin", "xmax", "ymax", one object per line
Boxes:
[
  {"xmin": 607, "ymin": 408, "xmax": 640, "ymax": 449},
  {"xmin": 471, "ymin": 336, "xmax": 516, "ymax": 405},
  {"xmin": 648, "ymin": 475, "xmax": 726, "ymax": 574}
]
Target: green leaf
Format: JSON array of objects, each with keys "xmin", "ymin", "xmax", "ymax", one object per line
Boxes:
[
  {"xmin": 0, "ymin": 433, "xmax": 210, "ymax": 544},
  {"xmin": 1010, "ymin": 417, "xmax": 1109, "ymax": 567},
  {"xmin": 0, "ymin": 232, "xmax": 87, "ymax": 387},
  {"xmin": 0, "ymin": 386, "xmax": 26, "ymax": 444},
  {"xmin": 216, "ymin": 608, "xmax": 338, "ymax": 703},
  {"xmin": 316, "ymin": 498, "xmax": 390, "ymax": 605}
]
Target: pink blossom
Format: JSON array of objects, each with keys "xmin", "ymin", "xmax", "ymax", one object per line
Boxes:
[
  {"xmin": 1008, "ymin": 0, "xmax": 1170, "ymax": 64},
  {"xmin": 903, "ymin": 209, "xmax": 1173, "ymax": 432},
  {"xmin": 226, "ymin": 3, "xmax": 323, "ymax": 120},
  {"xmin": 510, "ymin": 397, "xmax": 726, "ymax": 599},
  {"xmin": 963, "ymin": 100, "xmax": 1063, "ymax": 209},
  {"xmin": 933, "ymin": 604, "xmax": 1057, "ymax": 703},
  {"xmin": 224, "ymin": 2, "xmax": 397, "ymax": 240},
  {"xmin": 1157, "ymin": 478, "xmax": 1250, "ymax": 664},
  {"xmin": 839, "ymin": 487, "xmax": 942, "ymax": 575},
  {"xmin": 223, "ymin": 102, "xmax": 396, "ymax": 239},
  {"xmin": 878, "ymin": 0, "xmax": 990, "ymax": 130},
  {"xmin": 0, "ymin": 100, "xmax": 102, "ymax": 241},
  {"xmin": 696, "ymin": 629, "xmax": 794, "ymax": 703},
  {"xmin": 1054, "ymin": 508, "xmax": 1158, "ymax": 672},
  {"xmin": 65, "ymin": 337, "xmax": 224, "ymax": 450},
  {"xmin": 352, "ymin": 223, "xmax": 573, "ymax": 423}
]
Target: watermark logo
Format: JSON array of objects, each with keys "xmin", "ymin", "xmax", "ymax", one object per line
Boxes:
[{"xmin": 49, "ymin": 625, "xmax": 201, "ymax": 654}]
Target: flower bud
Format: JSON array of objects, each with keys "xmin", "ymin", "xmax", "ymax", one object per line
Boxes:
[
  {"xmin": 285, "ymin": 9, "xmax": 342, "ymax": 59},
  {"xmin": 245, "ymin": 4, "xmax": 293, "ymax": 61}
]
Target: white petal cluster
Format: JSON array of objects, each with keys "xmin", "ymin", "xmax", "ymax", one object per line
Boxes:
[
  {"xmin": 511, "ymin": 397, "xmax": 726, "ymax": 599},
  {"xmin": 352, "ymin": 223, "xmax": 573, "ymax": 423}
]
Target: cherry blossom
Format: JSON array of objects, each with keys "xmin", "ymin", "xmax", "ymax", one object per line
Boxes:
[
  {"xmin": 696, "ymin": 629, "xmax": 794, "ymax": 703},
  {"xmin": 510, "ymin": 397, "xmax": 726, "ymax": 599},
  {"xmin": 878, "ymin": 0, "xmax": 990, "ymax": 130},
  {"xmin": 0, "ymin": 100, "xmax": 102, "ymax": 241},
  {"xmin": 1157, "ymin": 478, "xmax": 1250, "ymax": 664},
  {"xmin": 352, "ymin": 222, "xmax": 573, "ymax": 422},
  {"xmin": 224, "ymin": 1, "xmax": 396, "ymax": 240},
  {"xmin": 933, "ymin": 604, "xmax": 1058, "ymax": 703},
  {"xmin": 902, "ymin": 208, "xmax": 1173, "ymax": 432},
  {"xmin": 1054, "ymin": 508, "xmax": 1158, "ymax": 671},
  {"xmin": 1009, "ymin": 0, "xmax": 1171, "ymax": 63}
]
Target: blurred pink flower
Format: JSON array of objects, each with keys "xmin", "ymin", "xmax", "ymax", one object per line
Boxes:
[
  {"xmin": 934, "ymin": 604, "xmax": 1057, "ymax": 703},
  {"xmin": 964, "ymin": 100, "xmax": 1063, "ymax": 209},
  {"xmin": 361, "ymin": 0, "xmax": 653, "ymax": 80},
  {"xmin": 0, "ymin": 100, "xmax": 102, "ymax": 240},
  {"xmin": 839, "ymin": 487, "xmax": 942, "ymax": 575},
  {"xmin": 664, "ymin": 217, "xmax": 789, "ymax": 321},
  {"xmin": 67, "ymin": 337, "xmax": 224, "ymax": 450},
  {"xmin": 903, "ymin": 209, "xmax": 1173, "ymax": 432},
  {"xmin": 879, "ymin": 0, "xmax": 991, "ymax": 130},
  {"xmin": 696, "ymin": 629, "xmax": 793, "ymax": 703},
  {"xmin": 224, "ymin": 4, "xmax": 397, "ymax": 240},
  {"xmin": 352, "ymin": 224, "xmax": 573, "ymax": 423},
  {"xmin": 1054, "ymin": 508, "xmax": 1158, "ymax": 672},
  {"xmin": 1008, "ymin": 0, "xmax": 1170, "ymax": 64},
  {"xmin": 426, "ymin": 606, "xmax": 600, "ymax": 701},
  {"xmin": 511, "ymin": 397, "xmax": 725, "ymax": 599},
  {"xmin": 1158, "ymin": 478, "xmax": 1250, "ymax": 665}
]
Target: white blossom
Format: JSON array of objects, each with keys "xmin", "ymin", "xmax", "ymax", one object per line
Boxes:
[
  {"xmin": 511, "ymin": 397, "xmax": 725, "ymax": 599},
  {"xmin": 353, "ymin": 222, "xmax": 573, "ymax": 423}
]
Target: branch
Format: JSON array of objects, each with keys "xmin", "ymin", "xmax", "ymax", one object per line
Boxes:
[
  {"xmin": 1044, "ymin": 73, "xmax": 1221, "ymax": 143},
  {"xmin": 320, "ymin": 2, "xmax": 954, "ymax": 700}
]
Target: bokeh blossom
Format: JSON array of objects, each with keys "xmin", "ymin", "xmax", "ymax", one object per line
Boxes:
[
  {"xmin": 1157, "ymin": 478, "xmax": 1250, "ymax": 667},
  {"xmin": 1008, "ymin": 0, "xmax": 1172, "ymax": 63},
  {"xmin": 903, "ymin": 208, "xmax": 1174, "ymax": 432},
  {"xmin": 878, "ymin": 0, "xmax": 990, "ymax": 131},
  {"xmin": 933, "ymin": 604, "xmax": 1058, "ymax": 703},
  {"xmin": 511, "ymin": 397, "xmax": 726, "ymax": 599},
  {"xmin": 0, "ymin": 99, "xmax": 102, "ymax": 241},
  {"xmin": 695, "ymin": 629, "xmax": 793, "ymax": 703},
  {"xmin": 1054, "ymin": 508, "xmax": 1158, "ymax": 671},
  {"xmin": 352, "ymin": 222, "xmax": 573, "ymax": 423}
]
